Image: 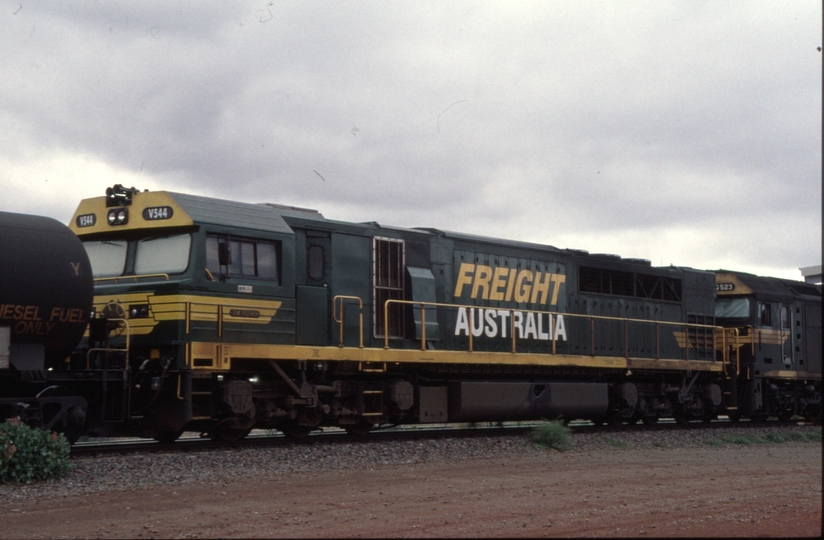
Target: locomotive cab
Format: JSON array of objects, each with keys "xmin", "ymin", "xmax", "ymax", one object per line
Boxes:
[
  {"xmin": 69, "ymin": 185, "xmax": 302, "ymax": 441},
  {"xmin": 714, "ymin": 271, "xmax": 821, "ymax": 421}
]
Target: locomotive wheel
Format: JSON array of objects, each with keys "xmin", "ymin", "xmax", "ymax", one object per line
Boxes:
[
  {"xmin": 749, "ymin": 411, "xmax": 767, "ymax": 423},
  {"xmin": 344, "ymin": 419, "xmax": 375, "ymax": 437},
  {"xmin": 641, "ymin": 415, "xmax": 659, "ymax": 426},
  {"xmin": 280, "ymin": 423, "xmax": 313, "ymax": 439},
  {"xmin": 211, "ymin": 426, "xmax": 253, "ymax": 442},
  {"xmin": 608, "ymin": 416, "xmax": 625, "ymax": 427},
  {"xmin": 675, "ymin": 413, "xmax": 692, "ymax": 425},
  {"xmin": 155, "ymin": 430, "xmax": 184, "ymax": 444},
  {"xmin": 62, "ymin": 425, "xmax": 84, "ymax": 444}
]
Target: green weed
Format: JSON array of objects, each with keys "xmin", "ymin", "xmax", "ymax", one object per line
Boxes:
[
  {"xmin": 532, "ymin": 420, "xmax": 572, "ymax": 452},
  {"xmin": 607, "ymin": 438, "xmax": 629, "ymax": 449},
  {"xmin": 719, "ymin": 434, "xmax": 759, "ymax": 445}
]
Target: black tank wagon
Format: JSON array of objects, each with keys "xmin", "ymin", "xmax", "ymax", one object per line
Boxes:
[
  {"xmin": 1, "ymin": 185, "xmax": 820, "ymax": 442},
  {"xmin": 0, "ymin": 210, "xmax": 93, "ymax": 437}
]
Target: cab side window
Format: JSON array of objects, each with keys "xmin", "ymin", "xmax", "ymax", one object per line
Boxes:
[
  {"xmin": 307, "ymin": 244, "xmax": 325, "ymax": 281},
  {"xmin": 757, "ymin": 302, "xmax": 771, "ymax": 327},
  {"xmin": 206, "ymin": 236, "xmax": 280, "ymax": 283}
]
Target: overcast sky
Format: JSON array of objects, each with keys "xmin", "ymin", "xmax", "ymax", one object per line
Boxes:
[{"xmin": 1, "ymin": 1, "xmax": 821, "ymax": 280}]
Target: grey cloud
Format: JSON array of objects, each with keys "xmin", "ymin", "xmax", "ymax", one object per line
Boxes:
[{"xmin": 1, "ymin": 1, "xmax": 819, "ymax": 277}]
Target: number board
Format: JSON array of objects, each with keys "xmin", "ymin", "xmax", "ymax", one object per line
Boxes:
[
  {"xmin": 142, "ymin": 206, "xmax": 174, "ymax": 221},
  {"xmin": 75, "ymin": 214, "xmax": 96, "ymax": 228},
  {"xmin": 715, "ymin": 283, "xmax": 735, "ymax": 292}
]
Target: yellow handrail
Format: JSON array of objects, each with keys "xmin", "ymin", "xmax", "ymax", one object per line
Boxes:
[
  {"xmin": 332, "ymin": 295, "xmax": 364, "ymax": 348},
  {"xmin": 86, "ymin": 318, "xmax": 130, "ymax": 369},
  {"xmin": 94, "ymin": 273, "xmax": 170, "ymax": 284},
  {"xmin": 382, "ymin": 298, "xmax": 728, "ymax": 364}
]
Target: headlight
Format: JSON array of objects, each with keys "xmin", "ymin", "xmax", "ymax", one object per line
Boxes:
[{"xmin": 107, "ymin": 208, "xmax": 129, "ymax": 226}]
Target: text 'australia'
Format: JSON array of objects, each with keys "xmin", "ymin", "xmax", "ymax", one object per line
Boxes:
[{"xmin": 454, "ymin": 308, "xmax": 567, "ymax": 341}]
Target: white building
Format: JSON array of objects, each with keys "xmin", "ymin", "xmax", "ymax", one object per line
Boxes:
[{"xmin": 799, "ymin": 265, "xmax": 822, "ymax": 285}]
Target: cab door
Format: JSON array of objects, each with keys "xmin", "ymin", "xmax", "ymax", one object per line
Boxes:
[{"xmin": 295, "ymin": 230, "xmax": 331, "ymax": 346}]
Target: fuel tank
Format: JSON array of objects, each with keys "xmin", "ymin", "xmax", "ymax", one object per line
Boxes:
[{"xmin": 0, "ymin": 211, "xmax": 93, "ymax": 370}]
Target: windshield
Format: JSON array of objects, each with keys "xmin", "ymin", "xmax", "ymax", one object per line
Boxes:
[
  {"xmin": 82, "ymin": 234, "xmax": 192, "ymax": 278},
  {"xmin": 715, "ymin": 297, "xmax": 751, "ymax": 320},
  {"xmin": 135, "ymin": 234, "xmax": 191, "ymax": 275},
  {"xmin": 83, "ymin": 240, "xmax": 128, "ymax": 278}
]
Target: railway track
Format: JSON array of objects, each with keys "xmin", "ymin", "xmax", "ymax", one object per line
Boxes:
[{"xmin": 70, "ymin": 416, "xmax": 813, "ymax": 457}]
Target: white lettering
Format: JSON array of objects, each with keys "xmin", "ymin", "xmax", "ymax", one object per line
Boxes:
[
  {"xmin": 497, "ymin": 310, "xmax": 510, "ymax": 338},
  {"xmin": 454, "ymin": 307, "xmax": 469, "ymax": 336},
  {"xmin": 484, "ymin": 309, "xmax": 498, "ymax": 338},
  {"xmin": 471, "ymin": 308, "xmax": 484, "ymax": 337},
  {"xmin": 453, "ymin": 308, "xmax": 567, "ymax": 342},
  {"xmin": 513, "ymin": 311, "xmax": 524, "ymax": 339},
  {"xmin": 554, "ymin": 314, "xmax": 567, "ymax": 341},
  {"xmin": 538, "ymin": 313, "xmax": 550, "ymax": 340},
  {"xmin": 524, "ymin": 312, "xmax": 537, "ymax": 339}
]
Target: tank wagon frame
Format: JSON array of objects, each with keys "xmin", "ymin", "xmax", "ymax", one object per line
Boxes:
[{"xmin": 1, "ymin": 185, "xmax": 819, "ymax": 442}]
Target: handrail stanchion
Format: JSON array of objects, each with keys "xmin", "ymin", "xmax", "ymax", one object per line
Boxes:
[
  {"xmin": 590, "ymin": 317, "xmax": 595, "ymax": 356},
  {"xmin": 624, "ymin": 319, "xmax": 629, "ymax": 360},
  {"xmin": 511, "ymin": 309, "xmax": 516, "ymax": 354},
  {"xmin": 468, "ymin": 308, "xmax": 474, "ymax": 352},
  {"xmin": 185, "ymin": 301, "xmax": 191, "ymax": 335},
  {"xmin": 655, "ymin": 322, "xmax": 660, "ymax": 360},
  {"xmin": 333, "ymin": 295, "xmax": 364, "ymax": 348},
  {"xmin": 384, "ymin": 300, "xmax": 390, "ymax": 349},
  {"xmin": 420, "ymin": 304, "xmax": 427, "ymax": 351}
]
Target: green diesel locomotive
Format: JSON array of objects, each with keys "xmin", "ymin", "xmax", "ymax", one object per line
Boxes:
[{"xmin": 2, "ymin": 184, "xmax": 820, "ymax": 442}]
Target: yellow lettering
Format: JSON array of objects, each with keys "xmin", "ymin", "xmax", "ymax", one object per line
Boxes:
[
  {"xmin": 551, "ymin": 274, "xmax": 567, "ymax": 305},
  {"xmin": 531, "ymin": 272, "xmax": 553, "ymax": 304},
  {"xmin": 471, "ymin": 265, "xmax": 493, "ymax": 300},
  {"xmin": 514, "ymin": 270, "xmax": 533, "ymax": 303},
  {"xmin": 505, "ymin": 270, "xmax": 517, "ymax": 301},
  {"xmin": 454, "ymin": 263, "xmax": 475, "ymax": 297},
  {"xmin": 489, "ymin": 267, "xmax": 509, "ymax": 301}
]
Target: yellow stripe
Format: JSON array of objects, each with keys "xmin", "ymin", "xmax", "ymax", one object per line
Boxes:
[
  {"xmin": 762, "ymin": 370, "xmax": 822, "ymax": 380},
  {"xmin": 753, "ymin": 329, "xmax": 789, "ymax": 345},
  {"xmin": 91, "ymin": 293, "xmax": 282, "ymax": 335},
  {"xmin": 187, "ymin": 342, "xmax": 723, "ymax": 372}
]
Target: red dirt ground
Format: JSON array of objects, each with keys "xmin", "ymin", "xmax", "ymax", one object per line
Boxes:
[{"xmin": 3, "ymin": 442, "xmax": 821, "ymax": 538}]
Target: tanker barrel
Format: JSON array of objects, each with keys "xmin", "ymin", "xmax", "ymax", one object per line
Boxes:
[{"xmin": 0, "ymin": 211, "xmax": 94, "ymax": 370}]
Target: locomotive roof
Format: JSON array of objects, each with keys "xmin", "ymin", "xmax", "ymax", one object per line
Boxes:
[
  {"xmin": 69, "ymin": 188, "xmax": 328, "ymax": 236},
  {"xmin": 413, "ymin": 227, "xmax": 563, "ymax": 254},
  {"xmin": 714, "ymin": 270, "xmax": 822, "ymax": 300},
  {"xmin": 171, "ymin": 193, "xmax": 324, "ymax": 234},
  {"xmin": 70, "ymin": 186, "xmax": 678, "ymax": 272}
]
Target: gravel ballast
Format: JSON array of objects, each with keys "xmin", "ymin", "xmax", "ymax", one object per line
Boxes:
[{"xmin": 2, "ymin": 423, "xmax": 820, "ymax": 503}]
